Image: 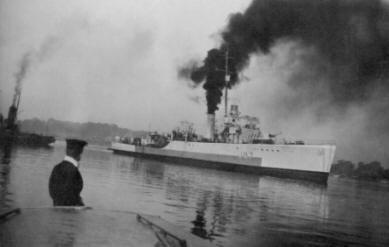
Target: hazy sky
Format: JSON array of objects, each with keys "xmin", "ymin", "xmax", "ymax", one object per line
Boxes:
[
  {"xmin": 1, "ymin": 0, "xmax": 388, "ymax": 164},
  {"xmin": 0, "ymin": 0, "xmax": 251, "ymax": 131}
]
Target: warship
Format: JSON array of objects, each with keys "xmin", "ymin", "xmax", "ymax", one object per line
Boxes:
[
  {"xmin": 111, "ymin": 50, "xmax": 336, "ymax": 184},
  {"xmin": 111, "ymin": 104, "xmax": 336, "ymax": 183}
]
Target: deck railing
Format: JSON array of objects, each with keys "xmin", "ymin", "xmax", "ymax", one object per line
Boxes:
[{"xmin": 278, "ymin": 139, "xmax": 336, "ymax": 145}]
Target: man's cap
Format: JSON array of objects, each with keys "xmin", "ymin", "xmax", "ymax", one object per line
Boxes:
[{"xmin": 66, "ymin": 139, "xmax": 88, "ymax": 150}]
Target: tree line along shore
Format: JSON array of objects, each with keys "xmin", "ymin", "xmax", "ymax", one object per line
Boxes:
[{"xmin": 330, "ymin": 160, "xmax": 389, "ymax": 181}]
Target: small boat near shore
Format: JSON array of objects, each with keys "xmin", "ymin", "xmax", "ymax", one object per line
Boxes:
[
  {"xmin": 0, "ymin": 130, "xmax": 55, "ymax": 148},
  {"xmin": 0, "ymin": 92, "xmax": 55, "ymax": 149},
  {"xmin": 0, "ymin": 127, "xmax": 55, "ymax": 148}
]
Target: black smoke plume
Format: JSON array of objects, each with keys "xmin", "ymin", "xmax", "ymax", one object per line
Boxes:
[
  {"xmin": 179, "ymin": 48, "xmax": 238, "ymax": 114},
  {"xmin": 13, "ymin": 53, "xmax": 32, "ymax": 106},
  {"xmin": 10, "ymin": 36, "xmax": 62, "ymax": 109},
  {"xmin": 180, "ymin": 0, "xmax": 389, "ymax": 115}
]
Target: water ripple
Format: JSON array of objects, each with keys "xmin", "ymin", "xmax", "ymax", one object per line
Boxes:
[{"xmin": 1, "ymin": 147, "xmax": 388, "ymax": 246}]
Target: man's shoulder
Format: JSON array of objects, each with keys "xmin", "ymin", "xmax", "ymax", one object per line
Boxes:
[{"xmin": 54, "ymin": 161, "xmax": 77, "ymax": 170}]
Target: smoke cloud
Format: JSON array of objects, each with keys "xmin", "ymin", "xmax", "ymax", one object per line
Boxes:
[
  {"xmin": 13, "ymin": 53, "xmax": 32, "ymax": 106},
  {"xmin": 181, "ymin": 0, "xmax": 389, "ymax": 112},
  {"xmin": 179, "ymin": 48, "xmax": 238, "ymax": 114},
  {"xmin": 11, "ymin": 42, "xmax": 56, "ymax": 106},
  {"xmin": 179, "ymin": 0, "xmax": 389, "ymax": 164},
  {"xmin": 10, "ymin": 30, "xmax": 76, "ymax": 108}
]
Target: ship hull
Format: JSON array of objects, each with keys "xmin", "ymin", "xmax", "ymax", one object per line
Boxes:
[
  {"xmin": 0, "ymin": 131, "xmax": 55, "ymax": 148},
  {"xmin": 111, "ymin": 141, "xmax": 336, "ymax": 184}
]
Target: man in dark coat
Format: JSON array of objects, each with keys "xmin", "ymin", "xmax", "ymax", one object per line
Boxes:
[{"xmin": 49, "ymin": 139, "xmax": 87, "ymax": 206}]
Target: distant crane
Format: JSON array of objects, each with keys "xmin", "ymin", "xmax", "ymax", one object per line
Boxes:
[
  {"xmin": 7, "ymin": 85, "xmax": 21, "ymax": 130},
  {"xmin": 2, "ymin": 80, "xmax": 21, "ymax": 163}
]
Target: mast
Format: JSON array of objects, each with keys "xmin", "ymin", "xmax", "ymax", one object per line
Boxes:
[{"xmin": 224, "ymin": 47, "xmax": 229, "ymax": 118}]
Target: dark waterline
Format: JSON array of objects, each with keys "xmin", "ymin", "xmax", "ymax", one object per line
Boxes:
[{"xmin": 1, "ymin": 145, "xmax": 389, "ymax": 247}]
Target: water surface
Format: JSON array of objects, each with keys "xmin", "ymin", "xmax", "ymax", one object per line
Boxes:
[{"xmin": 1, "ymin": 145, "xmax": 388, "ymax": 246}]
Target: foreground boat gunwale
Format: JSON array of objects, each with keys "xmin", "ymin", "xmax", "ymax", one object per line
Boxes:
[{"xmin": 0, "ymin": 207, "xmax": 215, "ymax": 247}]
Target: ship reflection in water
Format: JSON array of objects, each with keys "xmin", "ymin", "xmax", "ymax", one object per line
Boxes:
[{"xmin": 1, "ymin": 146, "xmax": 389, "ymax": 247}]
